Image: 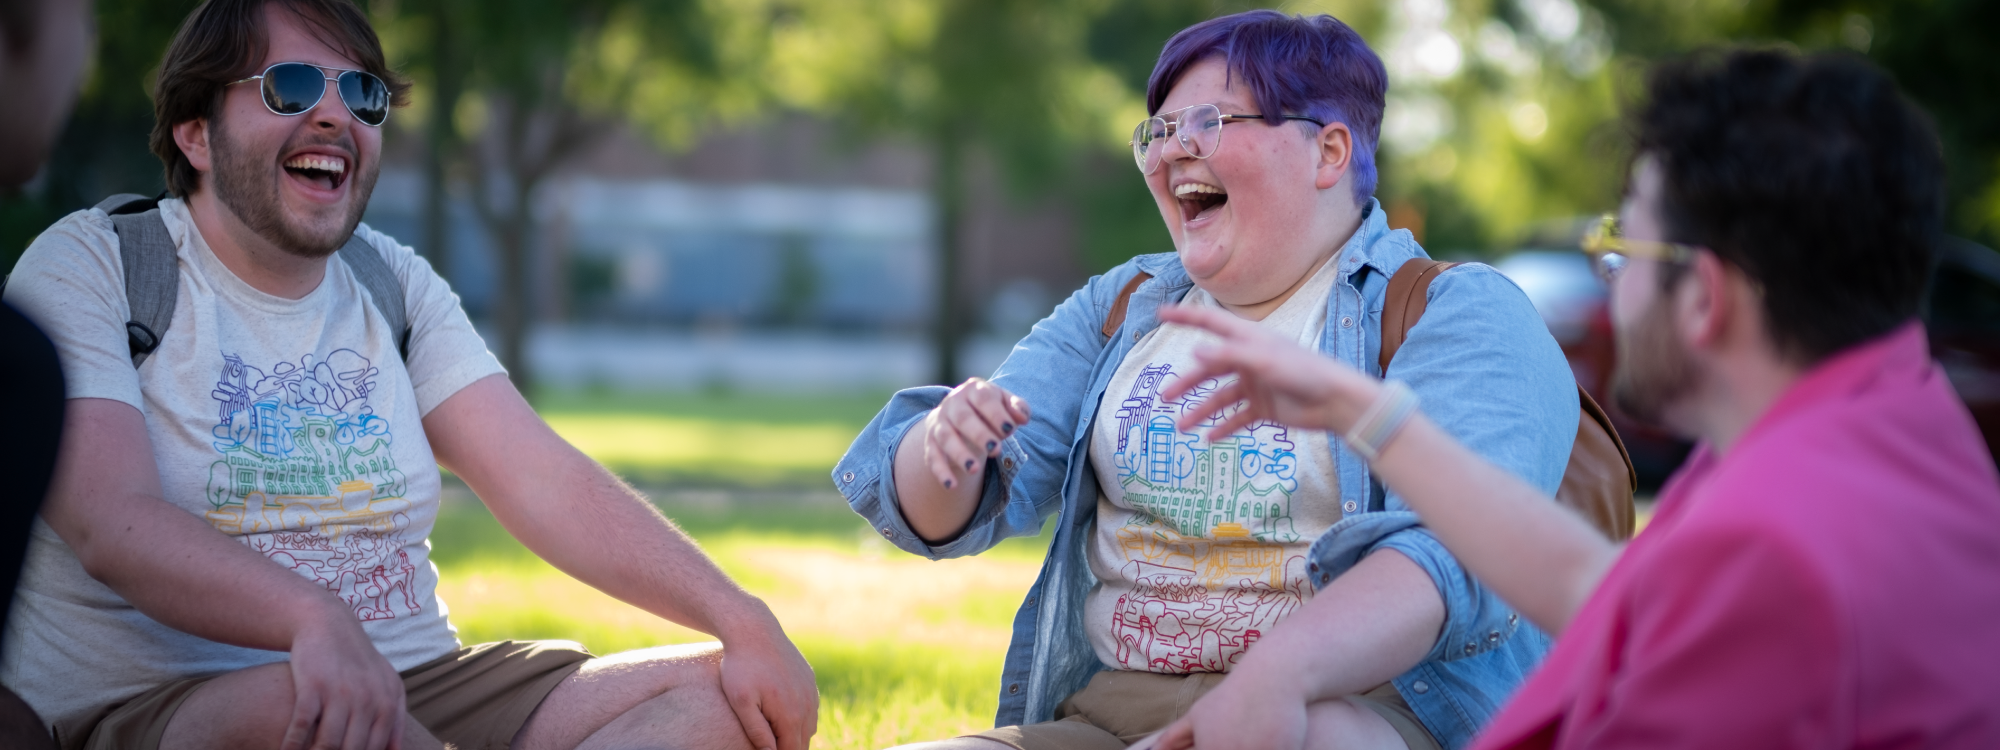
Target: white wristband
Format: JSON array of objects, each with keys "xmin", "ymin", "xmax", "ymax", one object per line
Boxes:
[{"xmin": 1343, "ymin": 381, "xmax": 1419, "ymax": 462}]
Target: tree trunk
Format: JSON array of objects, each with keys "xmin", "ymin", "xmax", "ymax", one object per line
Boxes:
[
  {"xmin": 419, "ymin": 17, "xmax": 463, "ymax": 281},
  {"xmin": 495, "ymin": 180, "xmax": 535, "ymax": 395},
  {"xmin": 931, "ymin": 126, "xmax": 965, "ymax": 386}
]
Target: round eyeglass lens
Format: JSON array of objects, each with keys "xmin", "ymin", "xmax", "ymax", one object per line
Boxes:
[
  {"xmin": 339, "ymin": 71, "xmax": 390, "ymax": 126},
  {"xmin": 1595, "ymin": 252, "xmax": 1628, "ymax": 281},
  {"xmin": 1134, "ymin": 117, "xmax": 1169, "ymax": 174},
  {"xmin": 262, "ymin": 63, "xmax": 327, "ymax": 115},
  {"xmin": 1179, "ymin": 104, "xmax": 1223, "ymax": 159}
]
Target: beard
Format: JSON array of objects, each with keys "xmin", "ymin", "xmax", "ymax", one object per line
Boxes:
[
  {"xmin": 1609, "ymin": 290, "xmax": 1699, "ymax": 429},
  {"xmin": 208, "ymin": 117, "xmax": 377, "ymax": 259}
]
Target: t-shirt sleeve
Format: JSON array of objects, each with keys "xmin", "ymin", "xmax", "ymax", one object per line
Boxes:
[
  {"xmin": 354, "ymin": 223, "xmax": 504, "ymax": 415},
  {"xmin": 1572, "ymin": 519, "xmax": 1846, "ymax": 748},
  {"xmin": 1, "ymin": 209, "xmax": 146, "ymax": 410}
]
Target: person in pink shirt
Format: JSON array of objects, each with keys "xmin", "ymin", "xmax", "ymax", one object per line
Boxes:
[{"xmin": 1134, "ymin": 48, "xmax": 2000, "ymax": 749}]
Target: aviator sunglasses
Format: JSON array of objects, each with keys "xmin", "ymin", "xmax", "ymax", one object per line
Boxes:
[{"xmin": 227, "ymin": 62, "xmax": 390, "ymax": 127}]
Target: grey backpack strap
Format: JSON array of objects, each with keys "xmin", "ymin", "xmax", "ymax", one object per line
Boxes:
[
  {"xmin": 106, "ymin": 203, "xmax": 179, "ymax": 368},
  {"xmin": 335, "ymin": 235, "xmax": 410, "ymax": 360}
]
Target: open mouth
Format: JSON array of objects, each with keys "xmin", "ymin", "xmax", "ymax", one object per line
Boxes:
[
  {"xmin": 1175, "ymin": 182, "xmax": 1228, "ymax": 223},
  {"xmin": 283, "ymin": 153, "xmax": 349, "ymax": 192}
]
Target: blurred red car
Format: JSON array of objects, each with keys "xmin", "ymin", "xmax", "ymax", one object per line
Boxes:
[{"xmin": 1492, "ymin": 239, "xmax": 2000, "ymax": 490}]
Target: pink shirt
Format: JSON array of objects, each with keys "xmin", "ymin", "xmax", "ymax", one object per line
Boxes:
[{"xmin": 1474, "ymin": 323, "xmax": 2000, "ymax": 749}]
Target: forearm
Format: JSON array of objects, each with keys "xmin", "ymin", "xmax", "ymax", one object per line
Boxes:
[
  {"xmin": 1231, "ymin": 549, "xmax": 1442, "ymax": 700},
  {"xmin": 45, "ymin": 399, "xmax": 352, "ymax": 652},
  {"xmin": 483, "ymin": 449, "xmax": 776, "ymax": 636},
  {"xmin": 891, "ymin": 422, "xmax": 981, "ymax": 544},
  {"xmin": 1370, "ymin": 413, "xmax": 1615, "ymax": 635}
]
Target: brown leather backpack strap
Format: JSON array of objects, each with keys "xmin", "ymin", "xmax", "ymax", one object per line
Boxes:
[
  {"xmin": 1101, "ymin": 271, "xmax": 1154, "ymax": 338},
  {"xmin": 1379, "ymin": 259, "xmax": 1462, "ymax": 372}
]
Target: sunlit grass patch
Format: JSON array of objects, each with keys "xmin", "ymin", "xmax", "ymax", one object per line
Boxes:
[
  {"xmin": 431, "ymin": 495, "xmax": 1047, "ymax": 748},
  {"xmin": 531, "ymin": 390, "xmax": 890, "ymax": 486}
]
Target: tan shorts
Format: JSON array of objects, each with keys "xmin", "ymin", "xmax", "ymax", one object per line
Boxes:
[
  {"xmin": 971, "ymin": 670, "xmax": 1442, "ymax": 750},
  {"xmin": 57, "ymin": 640, "xmax": 592, "ymax": 750}
]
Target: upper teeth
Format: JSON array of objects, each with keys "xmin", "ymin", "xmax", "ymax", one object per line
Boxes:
[
  {"xmin": 285, "ymin": 155, "xmax": 345, "ymax": 173},
  {"xmin": 1175, "ymin": 183, "xmax": 1224, "ymax": 197}
]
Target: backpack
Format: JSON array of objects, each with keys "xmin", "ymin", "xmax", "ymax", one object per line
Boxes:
[
  {"xmin": 1101, "ymin": 260, "xmax": 1637, "ymax": 542},
  {"xmin": 93, "ymin": 193, "xmax": 411, "ymax": 367}
]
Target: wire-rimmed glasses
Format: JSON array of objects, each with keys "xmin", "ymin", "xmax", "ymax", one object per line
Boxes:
[
  {"xmin": 227, "ymin": 62, "xmax": 390, "ymax": 127},
  {"xmin": 1580, "ymin": 214, "xmax": 1700, "ymax": 282},
  {"xmin": 1130, "ymin": 103, "xmax": 1326, "ymax": 175}
]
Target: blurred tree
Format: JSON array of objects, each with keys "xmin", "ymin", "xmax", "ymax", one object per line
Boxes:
[
  {"xmin": 755, "ymin": 0, "xmax": 1136, "ymax": 384},
  {"xmin": 376, "ymin": 0, "xmax": 735, "ymax": 394}
]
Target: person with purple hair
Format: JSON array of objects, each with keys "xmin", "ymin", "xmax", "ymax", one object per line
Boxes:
[{"xmin": 835, "ymin": 10, "xmax": 1578, "ymax": 749}]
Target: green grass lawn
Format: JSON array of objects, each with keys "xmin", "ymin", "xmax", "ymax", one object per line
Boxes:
[{"xmin": 436, "ymin": 390, "xmax": 1048, "ymax": 747}]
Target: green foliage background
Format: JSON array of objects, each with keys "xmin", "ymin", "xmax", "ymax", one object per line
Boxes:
[{"xmin": 4, "ymin": 0, "xmax": 1995, "ymax": 274}]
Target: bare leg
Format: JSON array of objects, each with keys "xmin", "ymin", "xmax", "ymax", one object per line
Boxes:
[
  {"xmin": 160, "ymin": 662, "xmax": 446, "ymax": 750},
  {"xmin": 512, "ymin": 642, "xmax": 754, "ymax": 750},
  {"xmin": 1303, "ymin": 697, "xmax": 1409, "ymax": 750}
]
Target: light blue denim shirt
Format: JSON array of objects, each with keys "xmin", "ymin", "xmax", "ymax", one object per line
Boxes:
[{"xmin": 832, "ymin": 200, "xmax": 1577, "ymax": 749}]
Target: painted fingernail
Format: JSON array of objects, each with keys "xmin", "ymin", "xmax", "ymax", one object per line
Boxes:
[
  {"xmin": 944, "ymin": 478, "xmax": 954, "ymax": 489},
  {"xmin": 1002, "ymin": 422, "xmax": 1014, "ymax": 434},
  {"xmin": 986, "ymin": 440, "xmax": 998, "ymax": 451},
  {"xmin": 965, "ymin": 459, "xmax": 976, "ymax": 470}
]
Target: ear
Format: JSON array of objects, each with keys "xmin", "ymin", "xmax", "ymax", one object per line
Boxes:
[
  {"xmin": 173, "ymin": 119, "xmax": 214, "ymax": 176},
  {"xmin": 1676, "ymin": 251, "xmax": 1733, "ymax": 351},
  {"xmin": 1314, "ymin": 121, "xmax": 1352, "ymax": 191}
]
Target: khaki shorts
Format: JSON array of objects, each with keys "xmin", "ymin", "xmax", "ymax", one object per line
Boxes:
[
  {"xmin": 971, "ymin": 671, "xmax": 1442, "ymax": 750},
  {"xmin": 57, "ymin": 640, "xmax": 592, "ymax": 750}
]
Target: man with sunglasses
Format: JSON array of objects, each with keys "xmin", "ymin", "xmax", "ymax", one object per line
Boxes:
[
  {"xmin": 840, "ymin": 11, "xmax": 1579, "ymax": 750},
  {"xmin": 0, "ymin": 2, "xmax": 817, "ymax": 749},
  {"xmin": 1142, "ymin": 49, "xmax": 2000, "ymax": 749}
]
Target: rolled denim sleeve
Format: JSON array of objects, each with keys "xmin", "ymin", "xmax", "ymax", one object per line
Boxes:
[
  {"xmin": 1314, "ymin": 263, "xmax": 1578, "ymax": 663},
  {"xmin": 834, "ymin": 263, "xmax": 1145, "ymax": 560}
]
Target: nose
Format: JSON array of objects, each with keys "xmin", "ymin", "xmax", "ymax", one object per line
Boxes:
[{"xmin": 306, "ymin": 76, "xmax": 353, "ymax": 131}]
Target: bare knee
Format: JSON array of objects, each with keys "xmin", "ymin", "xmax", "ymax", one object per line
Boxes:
[
  {"xmin": 1303, "ymin": 697, "xmax": 1407, "ymax": 750},
  {"xmin": 514, "ymin": 642, "xmax": 742, "ymax": 750}
]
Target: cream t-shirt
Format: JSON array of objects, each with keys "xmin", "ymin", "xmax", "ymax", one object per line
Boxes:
[
  {"xmin": 1085, "ymin": 256, "xmax": 1344, "ymax": 673},
  {"xmin": 0, "ymin": 199, "xmax": 501, "ymax": 727}
]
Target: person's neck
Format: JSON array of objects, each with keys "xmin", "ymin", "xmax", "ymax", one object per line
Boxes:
[
  {"xmin": 1216, "ymin": 204, "xmax": 1363, "ymax": 322},
  {"xmin": 1683, "ymin": 337, "xmax": 1805, "ymax": 456},
  {"xmin": 184, "ymin": 188, "xmax": 329, "ymax": 300}
]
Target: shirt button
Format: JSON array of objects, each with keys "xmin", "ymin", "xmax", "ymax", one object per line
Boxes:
[
  {"xmin": 1002, "ymin": 458, "xmax": 1016, "ymax": 470},
  {"xmin": 1318, "ymin": 572, "xmax": 1332, "ymax": 586},
  {"xmin": 879, "ymin": 527, "xmax": 893, "ymax": 538},
  {"xmin": 1508, "ymin": 613, "xmax": 1518, "ymax": 625},
  {"xmin": 1342, "ymin": 500, "xmax": 1358, "ymax": 513},
  {"xmin": 1488, "ymin": 631, "xmax": 1501, "ymax": 643},
  {"xmin": 1008, "ymin": 683, "xmax": 1021, "ymax": 695},
  {"xmin": 1024, "ymin": 596, "xmax": 1037, "ymax": 607},
  {"xmin": 1464, "ymin": 643, "xmax": 1477, "ymax": 655},
  {"xmin": 1308, "ymin": 562, "xmax": 1320, "ymax": 574},
  {"xmin": 1340, "ymin": 316, "xmax": 1354, "ymax": 328},
  {"xmin": 842, "ymin": 471, "xmax": 855, "ymax": 483},
  {"xmin": 1411, "ymin": 680, "xmax": 1431, "ymax": 694}
]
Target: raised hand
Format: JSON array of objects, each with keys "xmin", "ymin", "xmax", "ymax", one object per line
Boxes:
[
  {"xmin": 1157, "ymin": 305, "xmax": 1381, "ymax": 439},
  {"xmin": 919, "ymin": 377, "xmax": 1032, "ymax": 491}
]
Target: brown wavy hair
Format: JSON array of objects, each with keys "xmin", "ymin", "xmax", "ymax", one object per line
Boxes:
[{"xmin": 149, "ymin": 0, "xmax": 411, "ymax": 198}]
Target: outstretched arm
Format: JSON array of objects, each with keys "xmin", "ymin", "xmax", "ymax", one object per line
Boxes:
[
  {"xmin": 1156, "ymin": 304, "xmax": 1617, "ymax": 636},
  {"xmin": 422, "ymin": 374, "xmax": 817, "ymax": 750}
]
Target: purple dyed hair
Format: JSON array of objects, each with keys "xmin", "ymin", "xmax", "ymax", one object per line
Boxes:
[{"xmin": 1147, "ymin": 10, "xmax": 1388, "ymax": 201}]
